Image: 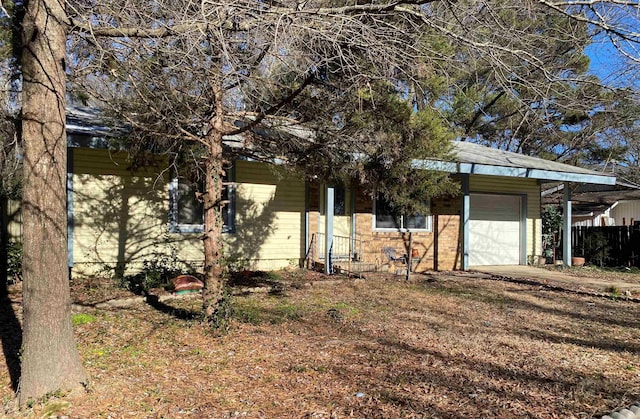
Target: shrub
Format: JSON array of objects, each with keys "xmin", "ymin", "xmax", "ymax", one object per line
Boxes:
[
  {"xmin": 6, "ymin": 240, "xmax": 22, "ymax": 283},
  {"xmin": 583, "ymin": 232, "xmax": 610, "ymax": 267},
  {"xmin": 121, "ymin": 254, "xmax": 189, "ymax": 294},
  {"xmin": 542, "ymin": 206, "xmax": 562, "ymax": 263}
]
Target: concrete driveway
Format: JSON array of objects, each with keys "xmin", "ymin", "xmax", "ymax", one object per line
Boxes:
[{"xmin": 470, "ymin": 265, "xmax": 640, "ymax": 296}]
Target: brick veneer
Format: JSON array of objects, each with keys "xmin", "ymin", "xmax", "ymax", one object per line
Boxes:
[
  {"xmin": 432, "ymin": 195, "xmax": 462, "ymax": 271},
  {"xmin": 308, "ymin": 183, "xmax": 463, "ymax": 272}
]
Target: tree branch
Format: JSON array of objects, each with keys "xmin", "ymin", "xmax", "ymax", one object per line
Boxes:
[
  {"xmin": 71, "ymin": 0, "xmax": 441, "ymax": 38},
  {"xmin": 226, "ymin": 73, "xmax": 315, "ymax": 136}
]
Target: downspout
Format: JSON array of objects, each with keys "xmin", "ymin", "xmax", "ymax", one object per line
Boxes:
[{"xmin": 563, "ymin": 182, "xmax": 572, "ymax": 266}]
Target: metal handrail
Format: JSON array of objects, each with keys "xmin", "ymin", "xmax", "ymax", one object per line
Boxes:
[{"xmin": 313, "ymin": 233, "xmax": 362, "ymax": 262}]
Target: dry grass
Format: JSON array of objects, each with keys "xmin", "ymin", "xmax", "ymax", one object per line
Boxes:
[{"xmin": 1, "ymin": 269, "xmax": 639, "ymax": 418}]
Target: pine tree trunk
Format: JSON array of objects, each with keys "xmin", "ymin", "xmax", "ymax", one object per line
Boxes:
[
  {"xmin": 202, "ymin": 126, "xmax": 225, "ymax": 322},
  {"xmin": 18, "ymin": 0, "xmax": 87, "ymax": 404}
]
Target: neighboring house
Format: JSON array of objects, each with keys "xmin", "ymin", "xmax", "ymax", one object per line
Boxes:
[
  {"xmin": 542, "ymin": 182, "xmax": 640, "ymax": 227},
  {"xmin": 3, "ymin": 110, "xmax": 617, "ymax": 278}
]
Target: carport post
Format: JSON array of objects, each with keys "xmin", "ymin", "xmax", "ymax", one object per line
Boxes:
[
  {"xmin": 563, "ymin": 182, "xmax": 572, "ymax": 266},
  {"xmin": 324, "ymin": 185, "xmax": 334, "ymax": 274}
]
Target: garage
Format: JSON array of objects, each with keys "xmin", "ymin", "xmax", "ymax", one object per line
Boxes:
[{"xmin": 469, "ymin": 193, "xmax": 522, "ymax": 266}]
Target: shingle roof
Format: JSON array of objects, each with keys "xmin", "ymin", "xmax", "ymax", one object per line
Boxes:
[
  {"xmin": 63, "ymin": 107, "xmax": 618, "ymax": 186},
  {"xmin": 66, "ymin": 107, "xmax": 130, "ymax": 137},
  {"xmin": 452, "ymin": 141, "xmax": 610, "ymax": 177},
  {"xmin": 443, "ymin": 141, "xmax": 616, "ymax": 185}
]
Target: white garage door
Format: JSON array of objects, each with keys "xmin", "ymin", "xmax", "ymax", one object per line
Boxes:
[{"xmin": 469, "ymin": 194, "xmax": 521, "ymax": 266}]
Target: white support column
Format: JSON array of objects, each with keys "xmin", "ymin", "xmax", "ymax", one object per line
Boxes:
[
  {"xmin": 563, "ymin": 182, "xmax": 572, "ymax": 266},
  {"xmin": 324, "ymin": 185, "xmax": 334, "ymax": 274},
  {"xmin": 461, "ymin": 174, "xmax": 470, "ymax": 270}
]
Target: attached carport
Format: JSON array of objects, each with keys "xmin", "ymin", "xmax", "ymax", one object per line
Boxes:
[{"xmin": 416, "ymin": 141, "xmax": 617, "ymax": 269}]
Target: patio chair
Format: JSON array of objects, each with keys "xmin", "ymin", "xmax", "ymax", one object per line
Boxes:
[{"xmin": 382, "ymin": 247, "xmax": 408, "ymax": 265}]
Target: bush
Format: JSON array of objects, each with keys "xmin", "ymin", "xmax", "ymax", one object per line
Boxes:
[
  {"xmin": 207, "ymin": 288, "xmax": 234, "ymax": 335},
  {"xmin": 542, "ymin": 206, "xmax": 562, "ymax": 263},
  {"xmin": 121, "ymin": 255, "xmax": 190, "ymax": 294},
  {"xmin": 6, "ymin": 240, "xmax": 22, "ymax": 283},
  {"xmin": 583, "ymin": 232, "xmax": 610, "ymax": 267}
]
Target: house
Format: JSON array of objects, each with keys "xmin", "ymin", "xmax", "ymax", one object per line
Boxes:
[
  {"xmin": 2, "ymin": 111, "xmax": 617, "ymax": 278},
  {"xmin": 542, "ymin": 182, "xmax": 640, "ymax": 227},
  {"xmin": 307, "ymin": 142, "xmax": 616, "ymax": 273}
]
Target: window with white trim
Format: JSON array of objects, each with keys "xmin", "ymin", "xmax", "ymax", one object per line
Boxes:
[
  {"xmin": 374, "ymin": 195, "xmax": 431, "ymax": 231},
  {"xmin": 169, "ymin": 170, "xmax": 235, "ymax": 233}
]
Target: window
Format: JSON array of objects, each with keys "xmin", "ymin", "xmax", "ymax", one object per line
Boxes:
[
  {"xmin": 374, "ymin": 196, "xmax": 431, "ymax": 231},
  {"xmin": 170, "ymin": 170, "xmax": 235, "ymax": 233},
  {"xmin": 334, "ymin": 186, "xmax": 346, "ymax": 216}
]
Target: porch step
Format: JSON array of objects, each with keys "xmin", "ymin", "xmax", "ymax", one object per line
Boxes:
[{"xmin": 333, "ymin": 261, "xmax": 378, "ymax": 274}]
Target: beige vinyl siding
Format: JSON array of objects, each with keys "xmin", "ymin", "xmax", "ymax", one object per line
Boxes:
[
  {"xmin": 469, "ymin": 175, "xmax": 542, "ymax": 261},
  {"xmin": 71, "ymin": 148, "xmax": 172, "ymax": 277},
  {"xmin": 227, "ymin": 160, "xmax": 305, "ymax": 270},
  {"xmin": 3, "ymin": 199, "xmax": 22, "ymax": 240},
  {"xmin": 71, "ymin": 151, "xmax": 306, "ymax": 277}
]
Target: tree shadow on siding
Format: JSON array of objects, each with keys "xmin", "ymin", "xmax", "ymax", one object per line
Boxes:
[
  {"xmin": 143, "ymin": 191, "xmax": 283, "ymax": 319},
  {"xmin": 223, "ymin": 192, "xmax": 279, "ymax": 272},
  {"xmin": 72, "ymin": 171, "xmax": 199, "ymax": 280},
  {"xmin": 72, "ymin": 163, "xmax": 300, "ymax": 320},
  {"xmin": 434, "ymin": 214, "xmax": 461, "ymax": 271}
]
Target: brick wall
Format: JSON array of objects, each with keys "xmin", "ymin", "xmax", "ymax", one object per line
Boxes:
[
  {"xmin": 353, "ymin": 212, "xmax": 436, "ymax": 271},
  {"xmin": 308, "ymin": 183, "xmax": 463, "ymax": 272},
  {"xmin": 352, "ymin": 191, "xmax": 462, "ymax": 272},
  {"xmin": 432, "ymin": 195, "xmax": 462, "ymax": 271},
  {"xmin": 433, "ymin": 214, "xmax": 461, "ymax": 270}
]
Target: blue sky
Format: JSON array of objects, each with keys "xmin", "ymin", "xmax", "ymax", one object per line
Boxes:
[
  {"xmin": 585, "ymin": 38, "xmax": 637, "ymax": 89},
  {"xmin": 586, "ymin": 44, "xmax": 623, "ymax": 81}
]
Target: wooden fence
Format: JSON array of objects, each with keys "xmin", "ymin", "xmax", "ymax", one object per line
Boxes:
[{"xmin": 559, "ymin": 226, "xmax": 640, "ymax": 267}]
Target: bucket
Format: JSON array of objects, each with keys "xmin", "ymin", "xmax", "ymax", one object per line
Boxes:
[{"xmin": 571, "ymin": 257, "xmax": 585, "ymax": 267}]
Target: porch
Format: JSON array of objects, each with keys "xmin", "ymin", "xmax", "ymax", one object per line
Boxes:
[{"xmin": 306, "ymin": 232, "xmax": 414, "ymax": 275}]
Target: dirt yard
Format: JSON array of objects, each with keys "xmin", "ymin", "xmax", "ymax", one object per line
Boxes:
[{"xmin": 1, "ymin": 268, "xmax": 639, "ymax": 418}]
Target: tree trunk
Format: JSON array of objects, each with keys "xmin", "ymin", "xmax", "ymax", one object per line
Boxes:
[
  {"xmin": 18, "ymin": 0, "xmax": 87, "ymax": 404},
  {"xmin": 201, "ymin": 125, "xmax": 225, "ymax": 322}
]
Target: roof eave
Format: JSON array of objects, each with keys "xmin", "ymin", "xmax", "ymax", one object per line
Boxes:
[{"xmin": 412, "ymin": 160, "xmax": 616, "ymax": 185}]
